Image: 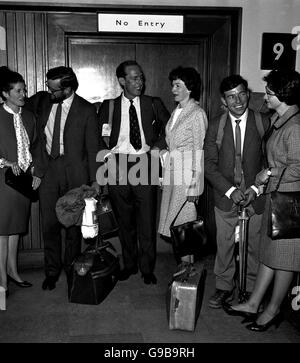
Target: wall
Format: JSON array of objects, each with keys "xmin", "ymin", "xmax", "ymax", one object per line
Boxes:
[{"xmin": 0, "ymin": 0, "xmax": 299, "ymax": 90}]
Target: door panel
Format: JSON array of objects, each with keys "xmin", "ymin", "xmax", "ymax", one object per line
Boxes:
[
  {"xmin": 68, "ymin": 40, "xmax": 135, "ymax": 102},
  {"xmin": 137, "ymin": 41, "xmax": 207, "ymax": 112},
  {"xmin": 67, "ymin": 37, "xmax": 208, "ymax": 114}
]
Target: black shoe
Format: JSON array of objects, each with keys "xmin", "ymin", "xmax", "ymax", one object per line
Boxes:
[
  {"xmin": 142, "ymin": 273, "xmax": 157, "ymax": 285},
  {"xmin": 117, "ymin": 267, "xmax": 138, "ymax": 281},
  {"xmin": 246, "ymin": 312, "xmax": 284, "ymax": 332},
  {"xmin": 7, "ymin": 275, "xmax": 33, "ymax": 288},
  {"xmin": 223, "ymin": 302, "xmax": 257, "ymax": 322},
  {"xmin": 208, "ymin": 289, "xmax": 234, "ymax": 309},
  {"xmin": 42, "ymin": 276, "xmax": 58, "ymax": 290}
]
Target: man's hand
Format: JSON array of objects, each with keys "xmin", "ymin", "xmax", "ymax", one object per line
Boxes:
[
  {"xmin": 242, "ymin": 187, "xmax": 257, "ymax": 207},
  {"xmin": 230, "ymin": 188, "xmax": 245, "ymax": 205}
]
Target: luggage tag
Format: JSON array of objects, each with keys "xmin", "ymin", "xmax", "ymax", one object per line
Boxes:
[{"xmin": 102, "ymin": 123, "xmax": 111, "ymax": 137}]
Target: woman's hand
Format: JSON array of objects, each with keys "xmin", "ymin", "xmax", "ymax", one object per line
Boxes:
[
  {"xmin": 255, "ymin": 168, "xmax": 270, "ymax": 186},
  {"xmin": 187, "ymin": 195, "xmax": 198, "ymax": 203},
  {"xmin": 32, "ymin": 176, "xmax": 41, "ymax": 190},
  {"xmin": 8, "ymin": 161, "xmax": 21, "ymax": 176}
]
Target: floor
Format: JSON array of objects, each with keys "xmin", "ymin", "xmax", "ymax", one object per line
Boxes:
[{"xmin": 0, "ymin": 236, "xmax": 299, "ymax": 344}]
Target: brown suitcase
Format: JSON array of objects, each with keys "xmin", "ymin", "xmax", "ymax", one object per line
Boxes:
[{"xmin": 167, "ymin": 261, "xmax": 206, "ymax": 331}]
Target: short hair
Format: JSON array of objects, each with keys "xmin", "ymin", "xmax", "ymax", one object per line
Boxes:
[
  {"xmin": 168, "ymin": 66, "xmax": 201, "ymax": 100},
  {"xmin": 46, "ymin": 66, "xmax": 79, "ymax": 91},
  {"xmin": 219, "ymin": 75, "xmax": 248, "ymax": 95},
  {"xmin": 0, "ymin": 66, "xmax": 25, "ymax": 101},
  {"xmin": 116, "ymin": 60, "xmax": 143, "ymax": 79},
  {"xmin": 263, "ymin": 68, "xmax": 300, "ymax": 105}
]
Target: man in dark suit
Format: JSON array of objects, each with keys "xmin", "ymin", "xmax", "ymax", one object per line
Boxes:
[
  {"xmin": 98, "ymin": 60, "xmax": 170, "ymax": 284},
  {"xmin": 26, "ymin": 66, "xmax": 99, "ymax": 290},
  {"xmin": 204, "ymin": 75, "xmax": 269, "ymax": 308}
]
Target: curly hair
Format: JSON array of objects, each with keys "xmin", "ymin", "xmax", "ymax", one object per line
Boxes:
[
  {"xmin": 263, "ymin": 68, "xmax": 300, "ymax": 106},
  {"xmin": 168, "ymin": 66, "xmax": 201, "ymax": 100},
  {"xmin": 0, "ymin": 66, "xmax": 25, "ymax": 101}
]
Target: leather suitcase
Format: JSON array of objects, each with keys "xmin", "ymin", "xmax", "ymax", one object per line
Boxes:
[
  {"xmin": 167, "ymin": 261, "xmax": 206, "ymax": 331},
  {"xmin": 69, "ymin": 241, "xmax": 120, "ymax": 305}
]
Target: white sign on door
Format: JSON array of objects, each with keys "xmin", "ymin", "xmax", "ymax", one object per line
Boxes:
[{"xmin": 98, "ymin": 14, "xmax": 184, "ymax": 33}]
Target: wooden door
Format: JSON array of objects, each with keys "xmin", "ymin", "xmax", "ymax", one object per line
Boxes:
[{"xmin": 67, "ymin": 36, "xmax": 208, "ymax": 113}]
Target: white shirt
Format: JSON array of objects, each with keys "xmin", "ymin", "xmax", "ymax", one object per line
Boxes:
[
  {"xmin": 112, "ymin": 94, "xmax": 149, "ymax": 155},
  {"xmin": 169, "ymin": 107, "xmax": 183, "ymax": 131},
  {"xmin": 44, "ymin": 93, "xmax": 74, "ymax": 155}
]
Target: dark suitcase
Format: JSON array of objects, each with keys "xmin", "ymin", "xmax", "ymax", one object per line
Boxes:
[
  {"xmin": 69, "ymin": 240, "xmax": 120, "ymax": 305},
  {"xmin": 166, "ymin": 261, "xmax": 206, "ymax": 331}
]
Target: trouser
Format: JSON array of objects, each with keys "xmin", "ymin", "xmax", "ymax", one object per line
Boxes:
[
  {"xmin": 214, "ymin": 205, "xmax": 262, "ymax": 292},
  {"xmin": 39, "ymin": 156, "xmax": 82, "ymax": 278},
  {"xmin": 107, "ymin": 153, "xmax": 158, "ymax": 274}
]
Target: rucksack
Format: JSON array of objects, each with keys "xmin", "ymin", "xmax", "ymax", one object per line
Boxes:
[{"xmin": 215, "ymin": 110, "xmax": 264, "ymax": 150}]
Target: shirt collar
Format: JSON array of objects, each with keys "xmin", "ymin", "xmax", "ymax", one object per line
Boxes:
[
  {"xmin": 122, "ymin": 93, "xmax": 140, "ymax": 107},
  {"xmin": 3, "ymin": 103, "xmax": 22, "ymax": 115},
  {"xmin": 229, "ymin": 108, "xmax": 248, "ymax": 123},
  {"xmin": 62, "ymin": 92, "xmax": 74, "ymax": 108}
]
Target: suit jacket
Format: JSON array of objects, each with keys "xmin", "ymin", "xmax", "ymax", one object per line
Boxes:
[
  {"xmin": 25, "ymin": 91, "xmax": 99, "ymax": 187},
  {"xmin": 204, "ymin": 108, "xmax": 269, "ymax": 213},
  {"xmin": 265, "ymin": 105, "xmax": 300, "ymax": 193},
  {"xmin": 98, "ymin": 94, "xmax": 170, "ymax": 152}
]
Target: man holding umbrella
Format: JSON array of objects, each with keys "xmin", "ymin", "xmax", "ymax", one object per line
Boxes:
[{"xmin": 204, "ymin": 75, "xmax": 269, "ymax": 308}]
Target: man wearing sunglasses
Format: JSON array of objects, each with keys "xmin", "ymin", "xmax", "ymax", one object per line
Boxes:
[{"xmin": 26, "ymin": 66, "xmax": 99, "ymax": 292}]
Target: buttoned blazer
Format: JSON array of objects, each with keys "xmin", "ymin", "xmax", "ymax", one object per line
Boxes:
[
  {"xmin": 265, "ymin": 105, "xmax": 300, "ymax": 193},
  {"xmin": 204, "ymin": 109, "xmax": 269, "ymax": 213},
  {"xmin": 26, "ymin": 91, "xmax": 99, "ymax": 186},
  {"xmin": 98, "ymin": 94, "xmax": 170, "ymax": 151}
]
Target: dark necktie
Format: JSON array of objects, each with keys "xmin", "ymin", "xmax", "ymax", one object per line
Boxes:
[
  {"xmin": 129, "ymin": 100, "xmax": 142, "ymax": 151},
  {"xmin": 234, "ymin": 119, "xmax": 242, "ymax": 186},
  {"xmin": 50, "ymin": 102, "xmax": 62, "ymax": 159}
]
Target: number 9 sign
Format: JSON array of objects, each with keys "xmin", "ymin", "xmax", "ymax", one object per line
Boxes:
[{"xmin": 261, "ymin": 33, "xmax": 296, "ymax": 70}]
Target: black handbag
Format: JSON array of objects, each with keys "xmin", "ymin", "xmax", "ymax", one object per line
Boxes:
[
  {"xmin": 169, "ymin": 200, "xmax": 208, "ymax": 260},
  {"xmin": 5, "ymin": 168, "xmax": 38, "ymax": 201},
  {"xmin": 268, "ymin": 168, "xmax": 300, "ymax": 240},
  {"xmin": 96, "ymin": 194, "xmax": 119, "ymax": 238}
]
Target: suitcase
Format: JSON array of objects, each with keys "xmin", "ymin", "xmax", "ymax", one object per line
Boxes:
[
  {"xmin": 166, "ymin": 261, "xmax": 206, "ymax": 331},
  {"xmin": 69, "ymin": 240, "xmax": 120, "ymax": 305}
]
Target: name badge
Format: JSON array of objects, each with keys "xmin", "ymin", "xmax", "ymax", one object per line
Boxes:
[{"xmin": 102, "ymin": 124, "xmax": 111, "ymax": 137}]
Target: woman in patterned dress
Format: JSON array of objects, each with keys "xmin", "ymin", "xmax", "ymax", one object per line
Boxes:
[
  {"xmin": 158, "ymin": 66, "xmax": 208, "ymax": 265},
  {"xmin": 0, "ymin": 67, "xmax": 42, "ymax": 296}
]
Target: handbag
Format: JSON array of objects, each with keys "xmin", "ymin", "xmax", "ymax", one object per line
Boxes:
[
  {"xmin": 5, "ymin": 168, "xmax": 38, "ymax": 201},
  {"xmin": 268, "ymin": 168, "xmax": 300, "ymax": 240},
  {"xmin": 169, "ymin": 200, "xmax": 208, "ymax": 259},
  {"xmin": 96, "ymin": 194, "xmax": 119, "ymax": 238}
]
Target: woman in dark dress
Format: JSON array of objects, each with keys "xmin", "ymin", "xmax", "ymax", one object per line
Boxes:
[
  {"xmin": 0, "ymin": 67, "xmax": 42, "ymax": 296},
  {"xmin": 223, "ymin": 68, "xmax": 300, "ymax": 331}
]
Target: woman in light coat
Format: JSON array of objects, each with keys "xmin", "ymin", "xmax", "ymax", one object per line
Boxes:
[{"xmin": 158, "ymin": 66, "xmax": 208, "ymax": 265}]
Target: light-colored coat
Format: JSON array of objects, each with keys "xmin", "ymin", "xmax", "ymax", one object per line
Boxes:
[{"xmin": 158, "ymin": 99, "xmax": 207, "ymax": 237}]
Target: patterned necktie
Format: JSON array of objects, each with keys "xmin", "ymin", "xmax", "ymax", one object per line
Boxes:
[
  {"xmin": 3, "ymin": 103, "xmax": 32, "ymax": 172},
  {"xmin": 129, "ymin": 100, "xmax": 142, "ymax": 151},
  {"xmin": 234, "ymin": 119, "xmax": 242, "ymax": 186},
  {"xmin": 50, "ymin": 102, "xmax": 62, "ymax": 159}
]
